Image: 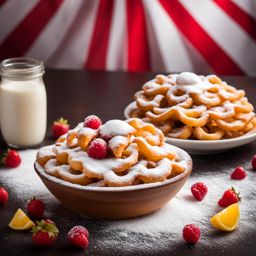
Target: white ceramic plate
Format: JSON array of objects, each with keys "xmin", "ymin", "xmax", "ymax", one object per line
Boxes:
[{"xmin": 124, "ymin": 101, "xmax": 256, "ymax": 154}]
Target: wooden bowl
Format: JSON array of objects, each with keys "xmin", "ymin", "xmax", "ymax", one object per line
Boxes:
[{"xmin": 34, "ymin": 146, "xmax": 192, "ymax": 220}]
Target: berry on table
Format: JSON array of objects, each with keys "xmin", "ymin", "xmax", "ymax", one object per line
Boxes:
[
  {"xmin": 2, "ymin": 149, "xmax": 21, "ymax": 168},
  {"xmin": 218, "ymin": 187, "xmax": 240, "ymax": 208},
  {"xmin": 32, "ymin": 219, "xmax": 59, "ymax": 247},
  {"xmin": 84, "ymin": 115, "xmax": 102, "ymax": 130},
  {"xmin": 251, "ymin": 155, "xmax": 256, "ymax": 169},
  {"xmin": 68, "ymin": 225, "xmax": 89, "ymax": 249},
  {"xmin": 0, "ymin": 187, "xmax": 8, "ymax": 205},
  {"xmin": 191, "ymin": 182, "xmax": 208, "ymax": 201},
  {"xmin": 88, "ymin": 138, "xmax": 108, "ymax": 159},
  {"xmin": 27, "ymin": 197, "xmax": 45, "ymax": 219},
  {"xmin": 182, "ymin": 224, "xmax": 200, "ymax": 244},
  {"xmin": 52, "ymin": 117, "xmax": 70, "ymax": 139},
  {"xmin": 231, "ymin": 166, "xmax": 246, "ymax": 180}
]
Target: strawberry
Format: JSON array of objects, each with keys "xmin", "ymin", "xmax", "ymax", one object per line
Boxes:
[
  {"xmin": 0, "ymin": 187, "xmax": 8, "ymax": 205},
  {"xmin": 88, "ymin": 138, "xmax": 108, "ymax": 159},
  {"xmin": 218, "ymin": 187, "xmax": 241, "ymax": 208},
  {"xmin": 231, "ymin": 166, "xmax": 246, "ymax": 180},
  {"xmin": 27, "ymin": 197, "xmax": 45, "ymax": 219},
  {"xmin": 52, "ymin": 117, "xmax": 70, "ymax": 139},
  {"xmin": 84, "ymin": 115, "xmax": 102, "ymax": 130},
  {"xmin": 191, "ymin": 182, "xmax": 208, "ymax": 201},
  {"xmin": 32, "ymin": 219, "xmax": 59, "ymax": 247},
  {"xmin": 251, "ymin": 155, "xmax": 256, "ymax": 169},
  {"xmin": 2, "ymin": 149, "xmax": 21, "ymax": 168},
  {"xmin": 67, "ymin": 225, "xmax": 89, "ymax": 249},
  {"xmin": 182, "ymin": 224, "xmax": 200, "ymax": 244}
]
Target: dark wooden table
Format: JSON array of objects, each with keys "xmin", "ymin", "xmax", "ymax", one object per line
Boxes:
[{"xmin": 0, "ymin": 69, "xmax": 256, "ymax": 256}]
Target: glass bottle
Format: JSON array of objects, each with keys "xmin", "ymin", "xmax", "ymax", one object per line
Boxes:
[{"xmin": 0, "ymin": 58, "xmax": 47, "ymax": 148}]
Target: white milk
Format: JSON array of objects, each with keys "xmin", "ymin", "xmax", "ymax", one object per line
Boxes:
[{"xmin": 0, "ymin": 79, "xmax": 47, "ymax": 147}]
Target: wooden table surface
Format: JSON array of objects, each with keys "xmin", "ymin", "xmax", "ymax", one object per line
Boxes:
[{"xmin": 0, "ymin": 69, "xmax": 256, "ymax": 256}]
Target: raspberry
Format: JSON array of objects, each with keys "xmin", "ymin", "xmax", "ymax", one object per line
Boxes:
[
  {"xmin": 191, "ymin": 182, "xmax": 208, "ymax": 201},
  {"xmin": 68, "ymin": 225, "xmax": 89, "ymax": 249},
  {"xmin": 84, "ymin": 115, "xmax": 102, "ymax": 130},
  {"xmin": 0, "ymin": 187, "xmax": 8, "ymax": 205},
  {"xmin": 231, "ymin": 166, "xmax": 246, "ymax": 180},
  {"xmin": 27, "ymin": 197, "xmax": 45, "ymax": 219},
  {"xmin": 251, "ymin": 155, "xmax": 256, "ymax": 169},
  {"xmin": 88, "ymin": 139, "xmax": 108, "ymax": 159},
  {"xmin": 182, "ymin": 224, "xmax": 200, "ymax": 244},
  {"xmin": 218, "ymin": 187, "xmax": 240, "ymax": 208}
]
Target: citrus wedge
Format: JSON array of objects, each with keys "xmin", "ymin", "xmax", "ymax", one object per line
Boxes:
[
  {"xmin": 210, "ymin": 203, "xmax": 240, "ymax": 231},
  {"xmin": 8, "ymin": 208, "xmax": 35, "ymax": 230}
]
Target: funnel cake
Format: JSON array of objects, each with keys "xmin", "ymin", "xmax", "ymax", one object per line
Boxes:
[
  {"xmin": 36, "ymin": 117, "xmax": 191, "ymax": 187},
  {"xmin": 127, "ymin": 72, "xmax": 256, "ymax": 140}
]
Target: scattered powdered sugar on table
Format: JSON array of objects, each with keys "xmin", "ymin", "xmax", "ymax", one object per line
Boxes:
[
  {"xmin": 95, "ymin": 159, "xmax": 256, "ymax": 253},
  {"xmin": 93, "ymin": 168, "xmax": 255, "ymax": 254},
  {"xmin": 0, "ymin": 150, "xmax": 57, "ymax": 205},
  {"xmin": 0, "ymin": 150, "xmax": 255, "ymax": 254},
  {"xmin": 112, "ymin": 171, "xmax": 254, "ymax": 234}
]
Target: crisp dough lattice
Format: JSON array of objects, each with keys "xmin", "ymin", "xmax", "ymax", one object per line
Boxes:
[
  {"xmin": 36, "ymin": 118, "xmax": 191, "ymax": 187},
  {"xmin": 129, "ymin": 72, "xmax": 256, "ymax": 140}
]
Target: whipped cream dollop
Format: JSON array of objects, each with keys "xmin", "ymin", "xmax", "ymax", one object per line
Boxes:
[
  {"xmin": 173, "ymin": 72, "xmax": 214, "ymax": 94},
  {"xmin": 176, "ymin": 72, "xmax": 201, "ymax": 85}
]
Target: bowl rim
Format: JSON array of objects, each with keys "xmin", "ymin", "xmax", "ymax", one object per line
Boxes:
[
  {"xmin": 124, "ymin": 101, "xmax": 256, "ymax": 144},
  {"xmin": 34, "ymin": 145, "xmax": 192, "ymax": 193}
]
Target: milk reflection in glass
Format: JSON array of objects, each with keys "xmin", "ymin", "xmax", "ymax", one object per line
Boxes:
[{"xmin": 0, "ymin": 58, "xmax": 47, "ymax": 148}]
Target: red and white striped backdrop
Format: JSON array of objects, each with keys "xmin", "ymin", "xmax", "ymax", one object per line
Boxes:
[{"xmin": 0, "ymin": 0, "xmax": 256, "ymax": 75}]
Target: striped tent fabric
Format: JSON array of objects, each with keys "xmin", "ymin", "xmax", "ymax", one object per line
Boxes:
[{"xmin": 0, "ymin": 0, "xmax": 256, "ymax": 75}]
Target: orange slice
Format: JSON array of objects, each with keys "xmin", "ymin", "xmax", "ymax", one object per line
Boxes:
[
  {"xmin": 210, "ymin": 203, "xmax": 240, "ymax": 231},
  {"xmin": 8, "ymin": 208, "xmax": 35, "ymax": 230}
]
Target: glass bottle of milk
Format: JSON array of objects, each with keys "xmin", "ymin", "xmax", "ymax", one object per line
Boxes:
[{"xmin": 0, "ymin": 58, "xmax": 47, "ymax": 148}]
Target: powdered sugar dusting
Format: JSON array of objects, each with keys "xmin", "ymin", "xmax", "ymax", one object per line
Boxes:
[
  {"xmin": 36, "ymin": 145, "xmax": 55, "ymax": 159},
  {"xmin": 78, "ymin": 127, "xmax": 98, "ymax": 137},
  {"xmin": 99, "ymin": 120, "xmax": 135, "ymax": 138},
  {"xmin": 108, "ymin": 136, "xmax": 128, "ymax": 149}
]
